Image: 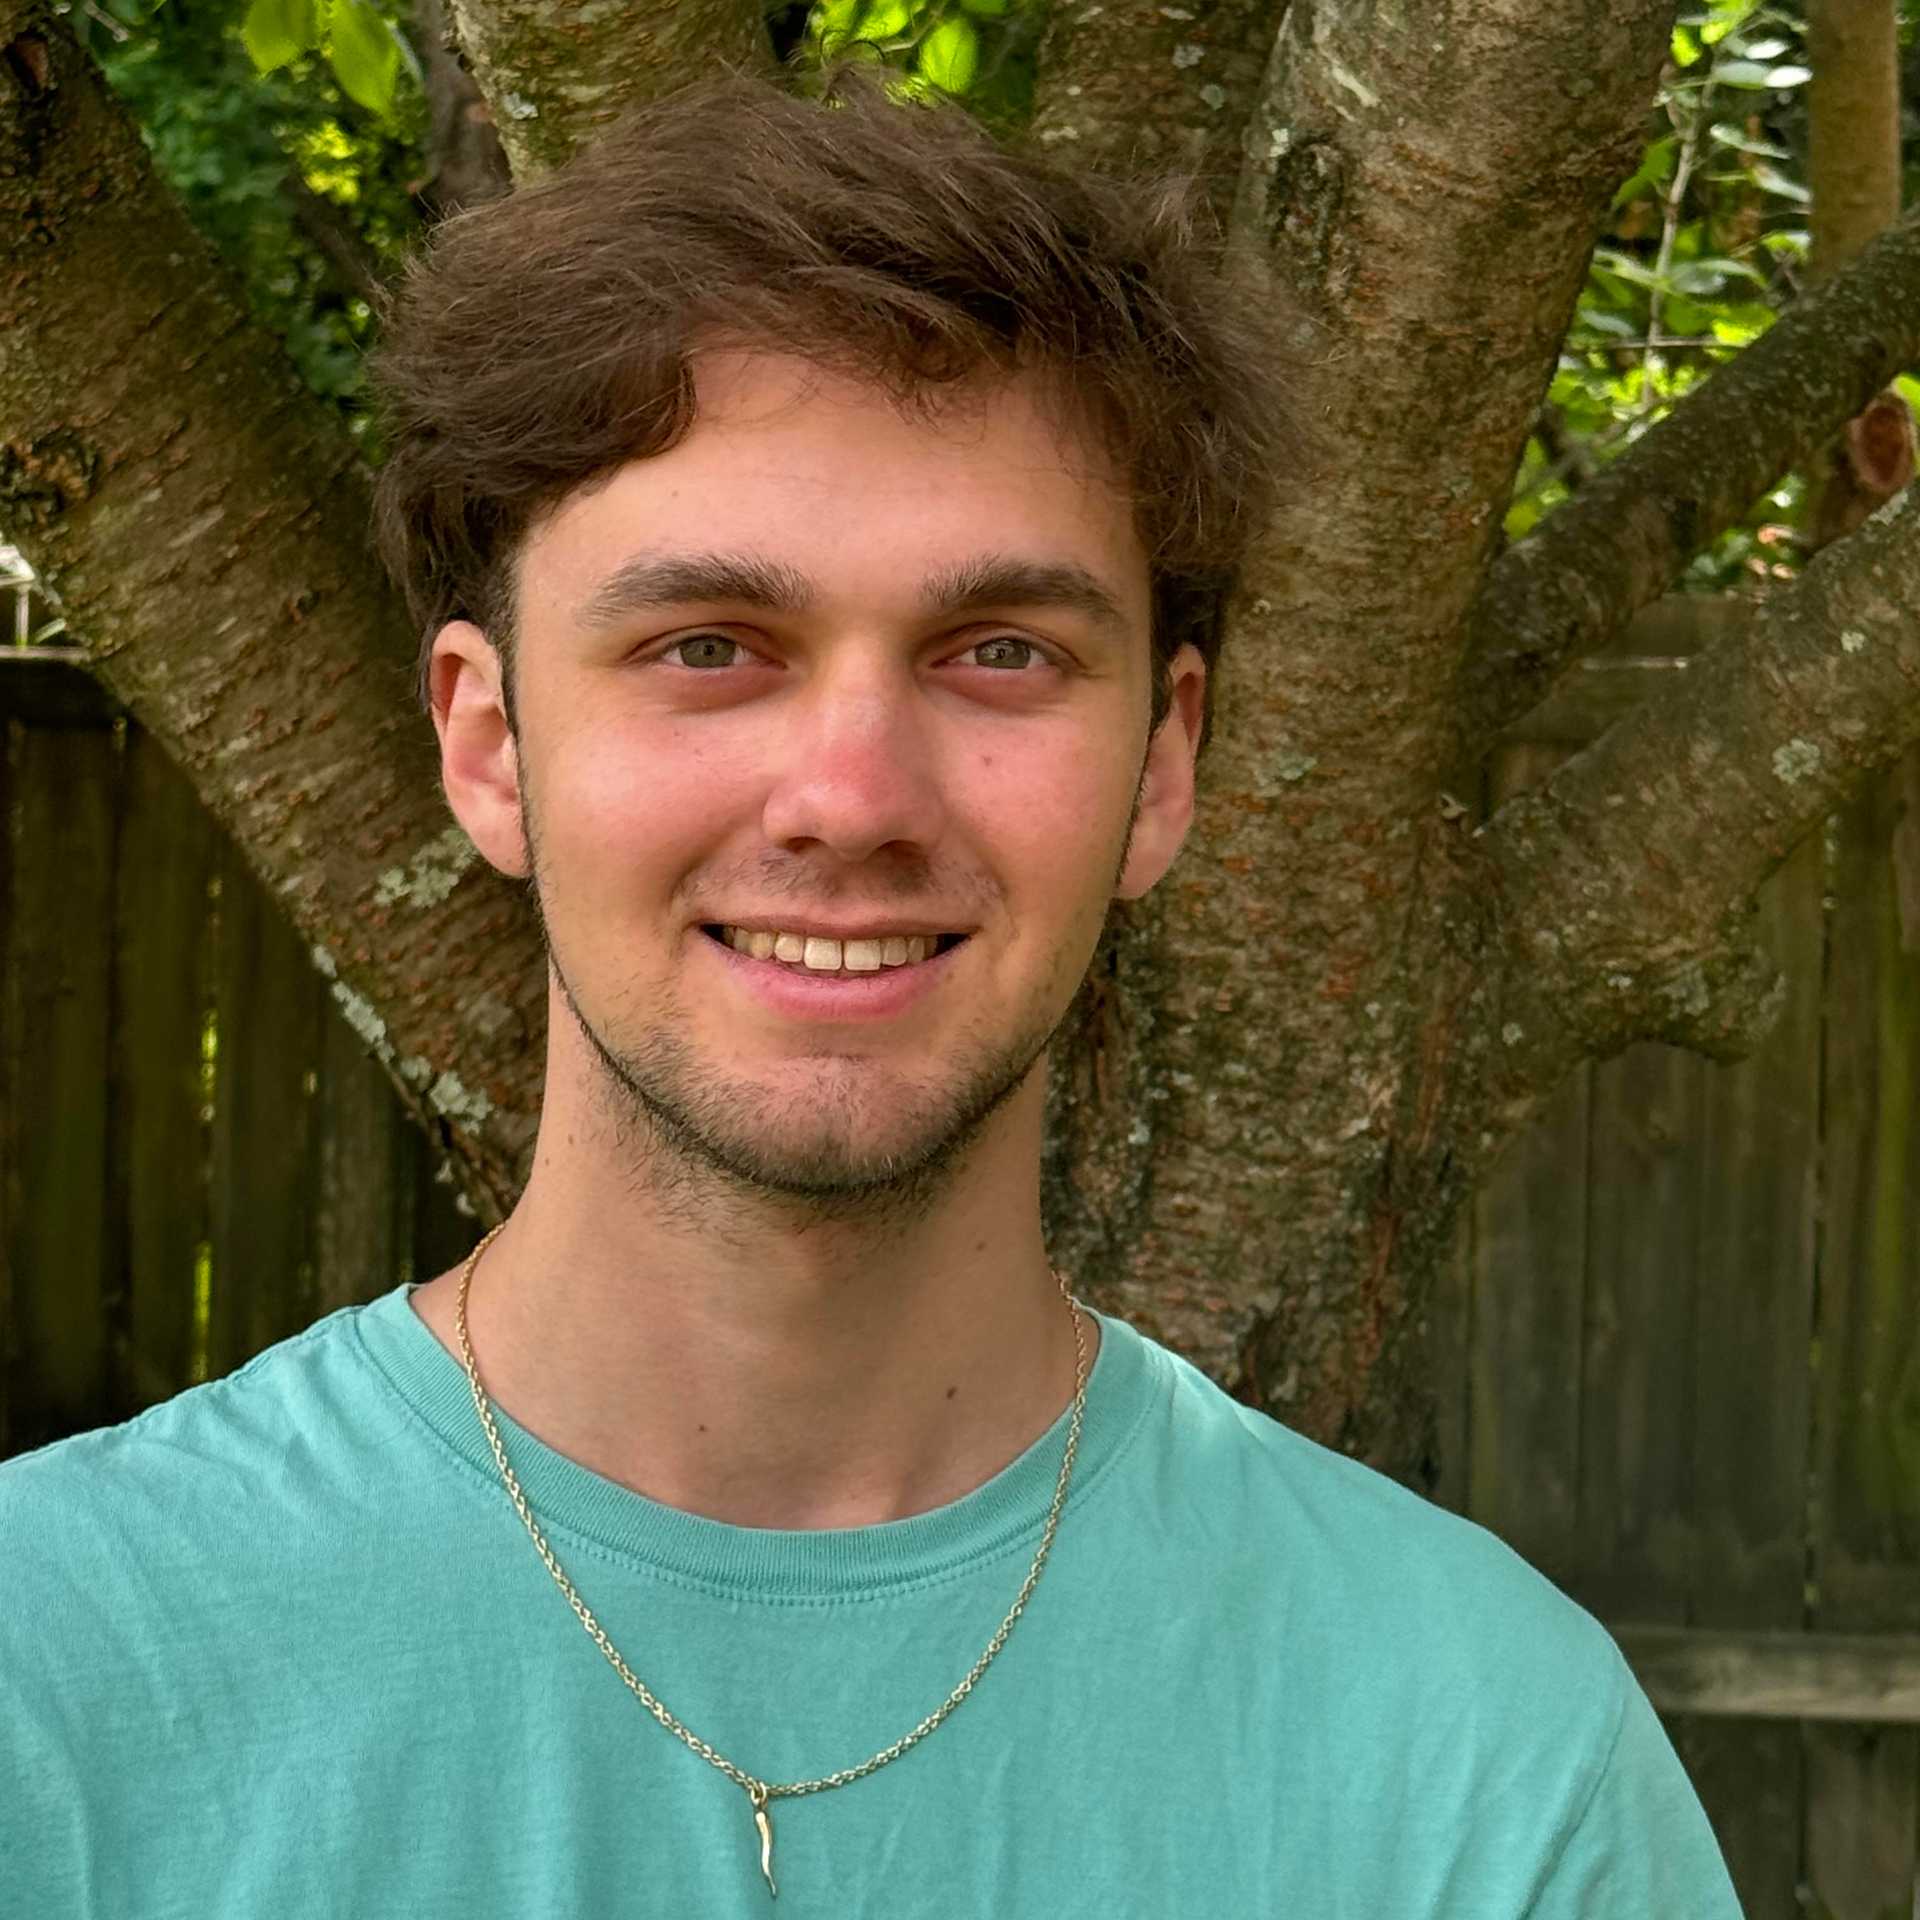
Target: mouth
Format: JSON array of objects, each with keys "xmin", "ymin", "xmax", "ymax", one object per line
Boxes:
[{"xmin": 700, "ymin": 925, "xmax": 969, "ymax": 976}]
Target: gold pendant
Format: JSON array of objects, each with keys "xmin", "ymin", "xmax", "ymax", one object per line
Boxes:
[{"xmin": 748, "ymin": 1782, "xmax": 777, "ymax": 1898}]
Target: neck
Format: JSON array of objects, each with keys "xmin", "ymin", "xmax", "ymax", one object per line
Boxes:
[{"xmin": 410, "ymin": 1072, "xmax": 1094, "ymax": 1531}]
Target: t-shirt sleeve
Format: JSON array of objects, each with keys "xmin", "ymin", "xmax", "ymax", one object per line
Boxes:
[{"xmin": 1525, "ymin": 1652, "xmax": 1744, "ymax": 1919}]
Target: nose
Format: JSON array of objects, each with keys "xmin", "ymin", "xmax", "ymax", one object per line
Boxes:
[{"xmin": 758, "ymin": 653, "xmax": 948, "ymax": 863}]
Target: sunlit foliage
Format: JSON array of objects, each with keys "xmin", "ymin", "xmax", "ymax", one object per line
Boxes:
[
  {"xmin": 1507, "ymin": 0, "xmax": 1920, "ymax": 586},
  {"xmin": 75, "ymin": 0, "xmax": 426, "ymax": 410}
]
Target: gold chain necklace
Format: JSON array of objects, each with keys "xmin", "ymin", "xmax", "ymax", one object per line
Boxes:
[{"xmin": 453, "ymin": 1221, "xmax": 1090, "ymax": 1900}]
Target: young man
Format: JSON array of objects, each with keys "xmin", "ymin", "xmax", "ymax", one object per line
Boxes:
[{"xmin": 2, "ymin": 71, "xmax": 1740, "ymax": 1917}]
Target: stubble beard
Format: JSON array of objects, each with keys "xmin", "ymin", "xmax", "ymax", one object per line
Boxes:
[
  {"xmin": 555, "ymin": 951, "xmax": 1065, "ymax": 1234},
  {"xmin": 520, "ymin": 786, "xmax": 1136, "ymax": 1237}
]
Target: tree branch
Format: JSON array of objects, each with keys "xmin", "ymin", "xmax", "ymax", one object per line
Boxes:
[
  {"xmin": 1027, "ymin": 0, "xmax": 1282, "ymax": 226},
  {"xmin": 1458, "ymin": 204, "xmax": 1920, "ymax": 756},
  {"xmin": 408, "ymin": 0, "xmax": 510, "ymax": 214},
  {"xmin": 1475, "ymin": 484, "xmax": 1920, "ymax": 1115},
  {"xmin": 446, "ymin": 0, "xmax": 777, "ymax": 180},
  {"xmin": 0, "ymin": 3, "xmax": 545, "ymax": 1215}
]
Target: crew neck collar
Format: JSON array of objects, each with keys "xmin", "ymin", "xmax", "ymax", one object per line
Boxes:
[{"xmin": 352, "ymin": 1280, "xmax": 1159, "ymax": 1601}]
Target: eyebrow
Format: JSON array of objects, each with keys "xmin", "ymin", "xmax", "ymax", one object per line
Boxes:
[{"xmin": 574, "ymin": 549, "xmax": 1132, "ymax": 640}]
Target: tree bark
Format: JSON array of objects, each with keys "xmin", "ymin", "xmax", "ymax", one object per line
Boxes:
[
  {"xmin": 0, "ymin": 5, "xmax": 546, "ymax": 1217},
  {"xmin": 1028, "ymin": 0, "xmax": 1282, "ymax": 226},
  {"xmin": 1456, "ymin": 207, "xmax": 1920, "ymax": 755},
  {"xmin": 1808, "ymin": 0, "xmax": 1902, "ymax": 281},
  {"xmin": 446, "ymin": 0, "xmax": 777, "ymax": 180},
  {"xmin": 1480, "ymin": 482, "xmax": 1920, "ymax": 1105},
  {"xmin": 1041, "ymin": 0, "xmax": 1677, "ymax": 1467}
]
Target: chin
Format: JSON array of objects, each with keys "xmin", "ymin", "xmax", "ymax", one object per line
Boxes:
[
  {"xmin": 670, "ymin": 1073, "xmax": 996, "ymax": 1197},
  {"xmin": 561, "ymin": 963, "xmax": 1059, "ymax": 1207},
  {"xmin": 617, "ymin": 1042, "xmax": 1044, "ymax": 1218}
]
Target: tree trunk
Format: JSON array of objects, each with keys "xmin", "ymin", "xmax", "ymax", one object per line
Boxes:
[{"xmin": 1808, "ymin": 0, "xmax": 1902, "ymax": 281}]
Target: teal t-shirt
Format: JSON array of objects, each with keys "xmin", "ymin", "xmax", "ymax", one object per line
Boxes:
[{"xmin": 2, "ymin": 1283, "xmax": 1739, "ymax": 1917}]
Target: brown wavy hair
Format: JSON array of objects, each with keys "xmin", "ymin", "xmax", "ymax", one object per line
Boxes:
[{"xmin": 370, "ymin": 64, "xmax": 1302, "ymax": 747}]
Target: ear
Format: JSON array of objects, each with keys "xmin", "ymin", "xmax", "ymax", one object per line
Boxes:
[
  {"xmin": 1115, "ymin": 644, "xmax": 1206, "ymax": 901},
  {"xmin": 430, "ymin": 620, "xmax": 530, "ymax": 880}
]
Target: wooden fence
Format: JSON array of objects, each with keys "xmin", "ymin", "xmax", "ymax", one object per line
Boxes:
[
  {"xmin": 1428, "ymin": 605, "xmax": 1920, "ymax": 1919},
  {"xmin": 0, "ymin": 653, "xmax": 473, "ymax": 1454},
  {"xmin": 3, "ymin": 634, "xmax": 1918, "ymax": 1917}
]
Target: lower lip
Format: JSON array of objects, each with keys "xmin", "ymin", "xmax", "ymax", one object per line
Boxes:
[{"xmin": 698, "ymin": 931, "xmax": 966, "ymax": 1022}]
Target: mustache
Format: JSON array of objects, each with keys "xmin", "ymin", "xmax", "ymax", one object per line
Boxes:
[{"xmin": 679, "ymin": 853, "xmax": 997, "ymax": 922}]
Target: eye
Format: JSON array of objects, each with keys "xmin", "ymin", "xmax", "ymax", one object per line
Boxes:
[
  {"xmin": 960, "ymin": 636, "xmax": 1048, "ymax": 671},
  {"xmin": 660, "ymin": 633, "xmax": 744, "ymax": 670}
]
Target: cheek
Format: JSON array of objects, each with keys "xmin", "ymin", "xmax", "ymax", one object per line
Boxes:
[
  {"xmin": 533, "ymin": 722, "xmax": 742, "ymax": 881},
  {"xmin": 960, "ymin": 736, "xmax": 1131, "ymax": 885}
]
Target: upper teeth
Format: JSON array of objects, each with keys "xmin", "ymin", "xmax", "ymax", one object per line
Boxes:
[{"xmin": 721, "ymin": 928, "xmax": 944, "ymax": 971}]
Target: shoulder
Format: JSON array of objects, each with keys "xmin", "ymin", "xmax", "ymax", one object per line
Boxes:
[
  {"xmin": 0, "ymin": 1296, "xmax": 395, "ymax": 1603},
  {"xmin": 1126, "ymin": 1324, "xmax": 1629, "ymax": 1737}
]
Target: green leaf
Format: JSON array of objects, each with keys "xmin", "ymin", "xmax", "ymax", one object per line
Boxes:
[
  {"xmin": 1707, "ymin": 121, "xmax": 1789, "ymax": 158},
  {"xmin": 326, "ymin": 0, "xmax": 399, "ymax": 117},
  {"xmin": 959, "ymin": 0, "xmax": 1011, "ymax": 14},
  {"xmin": 917, "ymin": 16, "xmax": 978, "ymax": 92},
  {"xmin": 1576, "ymin": 307, "xmax": 1640, "ymax": 340},
  {"xmin": 1697, "ymin": 0, "xmax": 1760, "ymax": 46},
  {"xmin": 1665, "ymin": 294, "xmax": 1710, "ymax": 334},
  {"xmin": 1720, "ymin": 57, "xmax": 1811, "ymax": 86},
  {"xmin": 1671, "ymin": 24, "xmax": 1701, "ymax": 65},
  {"xmin": 1711, "ymin": 303, "xmax": 1776, "ymax": 346},
  {"xmin": 1612, "ymin": 134, "xmax": 1676, "ymax": 209},
  {"xmin": 1591, "ymin": 247, "xmax": 1666, "ymax": 291},
  {"xmin": 241, "ymin": 0, "xmax": 319, "ymax": 73},
  {"xmin": 1752, "ymin": 162, "xmax": 1811, "ymax": 203},
  {"xmin": 1671, "ymin": 254, "xmax": 1766, "ymax": 292},
  {"xmin": 848, "ymin": 0, "xmax": 914, "ymax": 44}
]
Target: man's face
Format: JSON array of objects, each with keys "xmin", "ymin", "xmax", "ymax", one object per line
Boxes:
[{"xmin": 434, "ymin": 350, "xmax": 1204, "ymax": 1215}]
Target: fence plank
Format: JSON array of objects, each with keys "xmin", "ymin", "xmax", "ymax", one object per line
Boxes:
[
  {"xmin": 112, "ymin": 728, "xmax": 216, "ymax": 1411},
  {"xmin": 206, "ymin": 846, "xmax": 327, "ymax": 1377},
  {"xmin": 0, "ymin": 672, "xmax": 483, "ymax": 1419},
  {"xmin": 1618, "ymin": 1626, "xmax": 1920, "ymax": 1722},
  {"xmin": 1803, "ymin": 1723, "xmax": 1919, "ymax": 1920},
  {"xmin": 1817, "ymin": 778, "xmax": 1920, "ymax": 1623},
  {"xmin": 1578, "ymin": 1035, "xmax": 1701, "ymax": 1622},
  {"xmin": 3, "ymin": 719, "xmax": 121, "ymax": 1452},
  {"xmin": 312, "ymin": 1010, "xmax": 410, "ymax": 1314},
  {"xmin": 1469, "ymin": 742, "xmax": 1591, "ymax": 1592},
  {"xmin": 1426, "ymin": 1205, "xmax": 1473, "ymax": 1516},
  {"xmin": 1675, "ymin": 832, "xmax": 1824, "ymax": 1917},
  {"xmin": 404, "ymin": 1118, "xmax": 484, "ymax": 1289},
  {"xmin": 1691, "ymin": 838, "xmax": 1821, "ymax": 1614},
  {"xmin": 1809, "ymin": 770, "xmax": 1920, "ymax": 1916}
]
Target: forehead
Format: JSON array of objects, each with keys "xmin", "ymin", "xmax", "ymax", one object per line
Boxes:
[{"xmin": 515, "ymin": 350, "xmax": 1147, "ymax": 617}]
